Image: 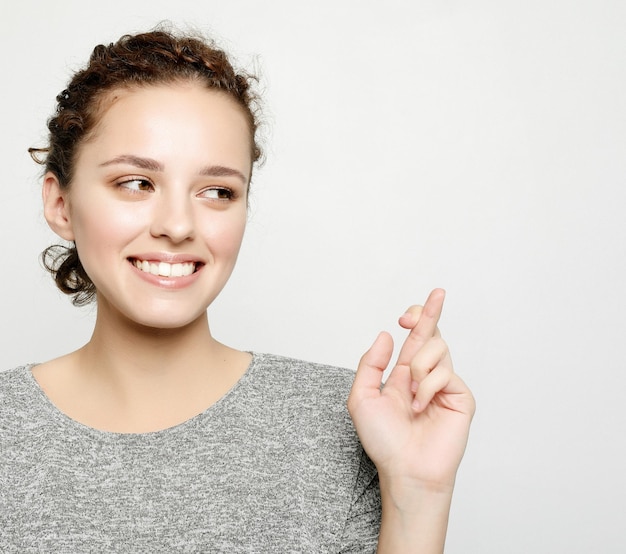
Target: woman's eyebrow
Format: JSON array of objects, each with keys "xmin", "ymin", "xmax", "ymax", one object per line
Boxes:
[
  {"xmin": 99, "ymin": 155, "xmax": 163, "ymax": 171},
  {"xmin": 199, "ymin": 165, "xmax": 247, "ymax": 184},
  {"xmin": 98, "ymin": 156, "xmax": 247, "ymax": 183}
]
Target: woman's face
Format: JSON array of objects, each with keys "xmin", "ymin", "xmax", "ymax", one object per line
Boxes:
[{"xmin": 47, "ymin": 83, "xmax": 252, "ymax": 329}]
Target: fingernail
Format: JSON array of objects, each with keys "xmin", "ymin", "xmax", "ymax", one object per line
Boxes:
[
  {"xmin": 411, "ymin": 380, "xmax": 419, "ymax": 394},
  {"xmin": 411, "ymin": 398, "xmax": 421, "ymax": 412}
]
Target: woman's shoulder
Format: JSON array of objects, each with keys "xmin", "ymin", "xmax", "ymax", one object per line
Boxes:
[
  {"xmin": 0, "ymin": 364, "xmax": 43, "ymax": 430},
  {"xmin": 251, "ymin": 352, "xmax": 355, "ymax": 376},
  {"xmin": 237, "ymin": 353, "xmax": 364, "ymax": 458},
  {"xmin": 231, "ymin": 353, "xmax": 358, "ymax": 425},
  {"xmin": 247, "ymin": 352, "xmax": 356, "ymax": 395},
  {"xmin": 0, "ymin": 364, "xmax": 36, "ymax": 395}
]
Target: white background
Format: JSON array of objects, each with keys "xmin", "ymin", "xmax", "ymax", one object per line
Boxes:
[{"xmin": 1, "ymin": 1, "xmax": 625, "ymax": 552}]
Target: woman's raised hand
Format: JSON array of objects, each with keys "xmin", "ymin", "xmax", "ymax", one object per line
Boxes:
[{"xmin": 348, "ymin": 289, "xmax": 475, "ymax": 496}]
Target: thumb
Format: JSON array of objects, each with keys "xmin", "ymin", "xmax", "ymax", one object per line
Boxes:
[{"xmin": 349, "ymin": 332, "xmax": 394, "ymax": 403}]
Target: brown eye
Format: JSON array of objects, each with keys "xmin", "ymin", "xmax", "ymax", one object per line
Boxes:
[
  {"xmin": 118, "ymin": 178, "xmax": 154, "ymax": 193},
  {"xmin": 199, "ymin": 187, "xmax": 234, "ymax": 200}
]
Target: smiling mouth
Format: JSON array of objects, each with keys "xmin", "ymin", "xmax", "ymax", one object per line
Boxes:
[{"xmin": 130, "ymin": 258, "xmax": 201, "ymax": 277}]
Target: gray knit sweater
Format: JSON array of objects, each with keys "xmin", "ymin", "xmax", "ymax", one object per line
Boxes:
[{"xmin": 0, "ymin": 353, "xmax": 381, "ymax": 553}]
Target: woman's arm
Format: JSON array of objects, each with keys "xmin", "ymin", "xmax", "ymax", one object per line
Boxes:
[
  {"xmin": 376, "ymin": 479, "xmax": 453, "ymax": 553},
  {"xmin": 348, "ymin": 289, "xmax": 475, "ymax": 553}
]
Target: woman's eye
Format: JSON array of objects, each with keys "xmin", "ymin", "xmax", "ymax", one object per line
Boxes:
[
  {"xmin": 199, "ymin": 187, "xmax": 234, "ymax": 200},
  {"xmin": 117, "ymin": 178, "xmax": 154, "ymax": 193}
]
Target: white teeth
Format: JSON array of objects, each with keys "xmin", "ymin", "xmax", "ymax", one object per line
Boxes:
[
  {"xmin": 158, "ymin": 262, "xmax": 170, "ymax": 277},
  {"xmin": 133, "ymin": 259, "xmax": 196, "ymax": 277},
  {"xmin": 171, "ymin": 264, "xmax": 183, "ymax": 277}
]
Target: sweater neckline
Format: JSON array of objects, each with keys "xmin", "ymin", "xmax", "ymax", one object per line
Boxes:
[{"xmin": 22, "ymin": 352, "xmax": 261, "ymax": 441}]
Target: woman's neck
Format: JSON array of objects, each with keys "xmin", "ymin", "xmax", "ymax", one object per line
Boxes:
[
  {"xmin": 33, "ymin": 307, "xmax": 252, "ymax": 433},
  {"xmin": 84, "ymin": 307, "xmax": 220, "ymax": 380}
]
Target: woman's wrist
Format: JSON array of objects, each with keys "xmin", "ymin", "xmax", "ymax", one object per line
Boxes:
[{"xmin": 376, "ymin": 474, "xmax": 454, "ymax": 553}]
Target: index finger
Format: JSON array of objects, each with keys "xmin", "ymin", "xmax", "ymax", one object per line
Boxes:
[{"xmin": 395, "ymin": 288, "xmax": 446, "ymax": 368}]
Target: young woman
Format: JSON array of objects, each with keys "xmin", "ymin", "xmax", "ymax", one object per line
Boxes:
[{"xmin": 0, "ymin": 30, "xmax": 475, "ymax": 552}]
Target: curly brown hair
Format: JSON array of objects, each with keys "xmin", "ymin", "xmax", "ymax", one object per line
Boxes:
[{"xmin": 30, "ymin": 29, "xmax": 262, "ymax": 306}]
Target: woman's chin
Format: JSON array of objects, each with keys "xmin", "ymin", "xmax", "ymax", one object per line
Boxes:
[
  {"xmin": 94, "ymin": 297, "xmax": 210, "ymax": 333},
  {"xmin": 128, "ymin": 311, "xmax": 209, "ymax": 332}
]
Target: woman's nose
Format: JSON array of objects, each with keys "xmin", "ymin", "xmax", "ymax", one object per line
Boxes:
[{"xmin": 149, "ymin": 193, "xmax": 195, "ymax": 243}]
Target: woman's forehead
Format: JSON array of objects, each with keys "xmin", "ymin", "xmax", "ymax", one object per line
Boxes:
[{"xmin": 78, "ymin": 83, "xmax": 254, "ymax": 174}]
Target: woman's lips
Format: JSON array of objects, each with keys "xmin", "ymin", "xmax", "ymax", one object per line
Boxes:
[
  {"xmin": 128, "ymin": 257, "xmax": 204, "ymax": 289},
  {"xmin": 130, "ymin": 258, "xmax": 198, "ymax": 277}
]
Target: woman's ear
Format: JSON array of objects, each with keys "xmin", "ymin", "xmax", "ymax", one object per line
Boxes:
[{"xmin": 43, "ymin": 172, "xmax": 75, "ymax": 241}]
